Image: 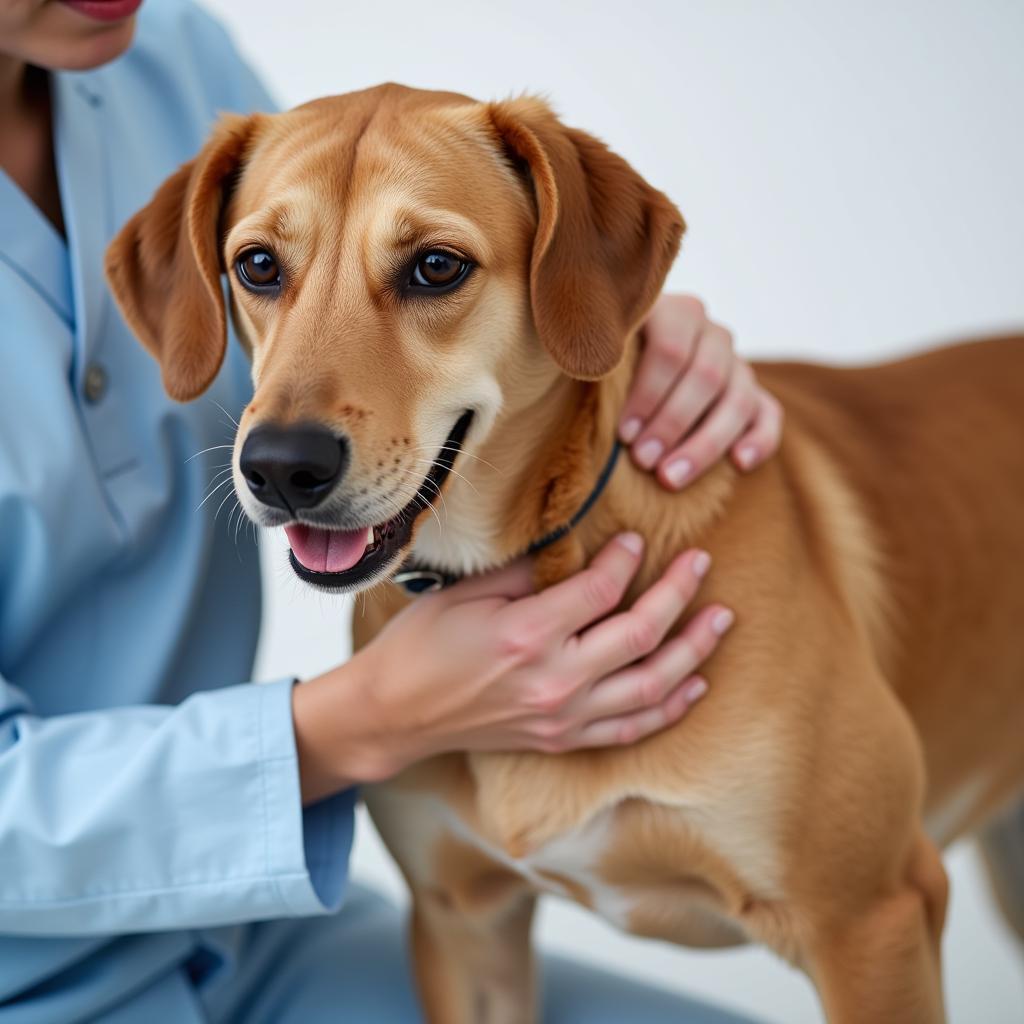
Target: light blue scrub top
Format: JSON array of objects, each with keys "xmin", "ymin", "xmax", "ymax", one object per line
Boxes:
[{"xmin": 0, "ymin": 0, "xmax": 354, "ymax": 1006}]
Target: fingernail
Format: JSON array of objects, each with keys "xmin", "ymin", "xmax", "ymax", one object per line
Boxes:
[
  {"xmin": 692, "ymin": 550, "xmax": 711, "ymax": 577},
  {"xmin": 663, "ymin": 457, "xmax": 692, "ymax": 488},
  {"xmin": 736, "ymin": 445, "xmax": 758, "ymax": 470},
  {"xmin": 635, "ymin": 439, "xmax": 663, "ymax": 468},
  {"xmin": 684, "ymin": 676, "xmax": 709, "ymax": 702},
  {"xmin": 619, "ymin": 417, "xmax": 643, "ymax": 443},
  {"xmin": 617, "ymin": 532, "xmax": 644, "ymax": 555},
  {"xmin": 711, "ymin": 608, "xmax": 735, "ymax": 635}
]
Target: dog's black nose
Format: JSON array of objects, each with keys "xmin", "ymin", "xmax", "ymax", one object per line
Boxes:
[{"xmin": 239, "ymin": 424, "xmax": 349, "ymax": 512}]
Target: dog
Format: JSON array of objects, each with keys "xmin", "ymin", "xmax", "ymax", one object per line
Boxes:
[{"xmin": 105, "ymin": 83, "xmax": 1024, "ymax": 1023}]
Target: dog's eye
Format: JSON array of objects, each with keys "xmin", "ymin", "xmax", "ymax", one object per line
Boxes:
[
  {"xmin": 409, "ymin": 250, "xmax": 471, "ymax": 291},
  {"xmin": 236, "ymin": 249, "xmax": 281, "ymax": 292}
]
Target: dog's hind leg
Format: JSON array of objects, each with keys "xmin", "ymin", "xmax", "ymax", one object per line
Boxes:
[{"xmin": 978, "ymin": 794, "xmax": 1024, "ymax": 945}]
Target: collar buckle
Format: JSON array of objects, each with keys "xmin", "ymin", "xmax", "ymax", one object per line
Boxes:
[{"xmin": 392, "ymin": 568, "xmax": 451, "ymax": 595}]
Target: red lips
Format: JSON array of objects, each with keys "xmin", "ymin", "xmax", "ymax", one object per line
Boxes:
[{"xmin": 59, "ymin": 0, "xmax": 144, "ymax": 24}]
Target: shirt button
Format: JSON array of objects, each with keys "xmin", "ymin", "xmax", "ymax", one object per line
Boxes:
[{"xmin": 83, "ymin": 363, "xmax": 108, "ymax": 404}]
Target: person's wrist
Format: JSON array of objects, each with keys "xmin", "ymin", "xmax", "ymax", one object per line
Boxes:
[
  {"xmin": 292, "ymin": 672, "xmax": 353, "ymax": 804},
  {"xmin": 292, "ymin": 652, "xmax": 406, "ymax": 802},
  {"xmin": 342, "ymin": 646, "xmax": 422, "ymax": 782}
]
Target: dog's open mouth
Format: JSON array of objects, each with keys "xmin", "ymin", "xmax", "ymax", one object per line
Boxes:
[{"xmin": 284, "ymin": 410, "xmax": 473, "ymax": 591}]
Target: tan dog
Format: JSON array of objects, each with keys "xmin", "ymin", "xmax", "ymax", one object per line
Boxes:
[{"xmin": 105, "ymin": 84, "xmax": 1024, "ymax": 1023}]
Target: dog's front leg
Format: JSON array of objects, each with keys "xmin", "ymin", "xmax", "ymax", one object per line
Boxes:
[
  {"xmin": 410, "ymin": 875, "xmax": 539, "ymax": 1024},
  {"xmin": 366, "ymin": 777, "xmax": 540, "ymax": 1024},
  {"xmin": 804, "ymin": 829, "xmax": 949, "ymax": 1023}
]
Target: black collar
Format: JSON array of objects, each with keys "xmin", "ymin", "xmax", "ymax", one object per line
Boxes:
[{"xmin": 392, "ymin": 440, "xmax": 623, "ymax": 595}]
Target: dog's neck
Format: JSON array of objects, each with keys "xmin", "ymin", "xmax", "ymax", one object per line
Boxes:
[{"xmin": 411, "ymin": 337, "xmax": 739, "ymax": 583}]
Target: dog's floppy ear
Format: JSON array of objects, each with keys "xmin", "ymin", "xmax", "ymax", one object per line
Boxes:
[
  {"xmin": 104, "ymin": 113, "xmax": 262, "ymax": 402},
  {"xmin": 487, "ymin": 97, "xmax": 685, "ymax": 380}
]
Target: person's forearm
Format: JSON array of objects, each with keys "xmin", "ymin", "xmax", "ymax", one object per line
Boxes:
[{"xmin": 0, "ymin": 677, "xmax": 353, "ymax": 934}]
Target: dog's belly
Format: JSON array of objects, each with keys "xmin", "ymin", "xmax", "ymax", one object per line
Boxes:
[{"xmin": 367, "ymin": 784, "xmax": 750, "ymax": 949}]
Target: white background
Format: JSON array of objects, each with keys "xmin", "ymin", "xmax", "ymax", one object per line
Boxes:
[{"xmin": 199, "ymin": 0, "xmax": 1024, "ymax": 1020}]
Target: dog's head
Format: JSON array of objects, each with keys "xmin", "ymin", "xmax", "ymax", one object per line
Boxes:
[{"xmin": 105, "ymin": 84, "xmax": 683, "ymax": 592}]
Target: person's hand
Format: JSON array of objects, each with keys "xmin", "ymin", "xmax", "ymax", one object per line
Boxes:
[
  {"xmin": 620, "ymin": 294, "xmax": 783, "ymax": 490},
  {"xmin": 293, "ymin": 535, "xmax": 734, "ymax": 800}
]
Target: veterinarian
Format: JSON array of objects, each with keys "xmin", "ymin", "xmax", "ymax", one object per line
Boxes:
[{"xmin": 0, "ymin": 1, "xmax": 783, "ymax": 1021}]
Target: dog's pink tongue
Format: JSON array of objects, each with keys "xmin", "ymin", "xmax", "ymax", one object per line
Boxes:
[{"xmin": 285, "ymin": 525, "xmax": 371, "ymax": 573}]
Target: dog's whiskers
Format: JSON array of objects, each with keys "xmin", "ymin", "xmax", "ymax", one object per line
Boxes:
[
  {"xmin": 409, "ymin": 459, "xmax": 480, "ymax": 496},
  {"xmin": 186, "ymin": 443, "xmax": 234, "ymax": 464},
  {"xmin": 390, "ymin": 468, "xmax": 447, "ymax": 531},
  {"xmin": 196, "ymin": 474, "xmax": 236, "ymax": 513},
  {"xmin": 209, "ymin": 399, "xmax": 241, "ymax": 429},
  {"xmin": 376, "ymin": 473, "xmax": 440, "ymax": 536},
  {"xmin": 365, "ymin": 487, "xmax": 417, "ymax": 528},
  {"xmin": 194, "ymin": 463, "xmax": 233, "ymax": 496},
  {"xmin": 231, "ymin": 499, "xmax": 247, "ymax": 553},
  {"xmin": 398, "ymin": 481, "xmax": 446, "ymax": 534},
  {"xmin": 408, "ymin": 445, "xmax": 501, "ymax": 474},
  {"xmin": 213, "ymin": 485, "xmax": 238, "ymax": 525},
  {"xmin": 205, "ymin": 466, "xmax": 234, "ymax": 486}
]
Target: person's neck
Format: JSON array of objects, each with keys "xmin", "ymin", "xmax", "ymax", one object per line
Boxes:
[
  {"xmin": 0, "ymin": 55, "xmax": 65, "ymax": 236},
  {"xmin": 0, "ymin": 54, "xmax": 27, "ymax": 118}
]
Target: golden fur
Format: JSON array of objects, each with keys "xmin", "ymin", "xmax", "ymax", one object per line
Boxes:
[{"xmin": 106, "ymin": 83, "xmax": 1024, "ymax": 1023}]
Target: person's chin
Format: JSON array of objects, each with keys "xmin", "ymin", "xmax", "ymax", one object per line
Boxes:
[{"xmin": 49, "ymin": 12, "xmax": 138, "ymax": 71}]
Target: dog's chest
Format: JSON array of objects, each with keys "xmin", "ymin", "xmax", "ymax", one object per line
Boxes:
[
  {"xmin": 366, "ymin": 783, "xmax": 748, "ymax": 948},
  {"xmin": 499, "ymin": 806, "xmax": 637, "ymax": 926},
  {"xmin": 370, "ymin": 784, "xmax": 634, "ymax": 921}
]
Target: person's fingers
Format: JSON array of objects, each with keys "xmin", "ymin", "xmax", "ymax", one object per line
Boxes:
[
  {"xmin": 569, "ymin": 676, "xmax": 709, "ymax": 749},
  {"xmin": 730, "ymin": 389, "xmax": 784, "ymax": 472},
  {"xmin": 576, "ymin": 548, "xmax": 712, "ymax": 676},
  {"xmin": 655, "ymin": 362, "xmax": 759, "ymax": 490},
  {"xmin": 618, "ymin": 295, "xmax": 703, "ymax": 443},
  {"xmin": 511, "ymin": 533, "xmax": 645, "ymax": 639},
  {"xmin": 630, "ymin": 325, "xmax": 734, "ymax": 471},
  {"xmin": 578, "ymin": 603, "xmax": 732, "ymax": 720},
  {"xmin": 442, "ymin": 556, "xmax": 536, "ymax": 603}
]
